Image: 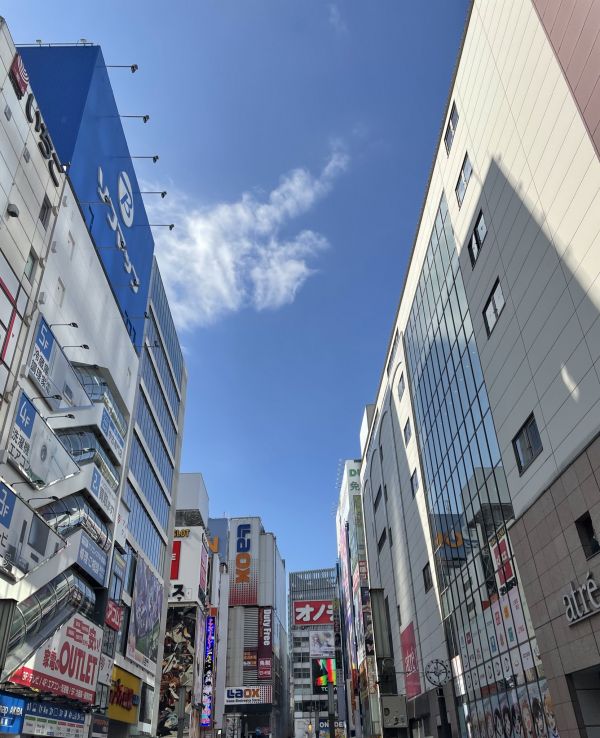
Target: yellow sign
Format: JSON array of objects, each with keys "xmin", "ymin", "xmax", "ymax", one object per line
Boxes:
[
  {"xmin": 108, "ymin": 666, "xmax": 141, "ymax": 724},
  {"xmin": 174, "ymin": 528, "xmax": 190, "ymax": 538}
]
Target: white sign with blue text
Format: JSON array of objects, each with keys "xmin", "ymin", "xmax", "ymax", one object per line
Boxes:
[{"xmin": 99, "ymin": 408, "xmax": 124, "ymax": 463}]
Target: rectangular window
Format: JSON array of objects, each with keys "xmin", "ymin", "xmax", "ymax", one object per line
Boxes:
[
  {"xmin": 444, "ymin": 102, "xmax": 459, "ymax": 154},
  {"xmin": 398, "ymin": 373, "xmax": 405, "ymax": 400},
  {"xmin": 410, "ymin": 470, "xmax": 419, "ymax": 497},
  {"xmin": 384, "ymin": 484, "xmax": 388, "ymax": 502},
  {"xmin": 388, "ymin": 527, "xmax": 393, "ymax": 547},
  {"xmin": 24, "ymin": 249, "xmax": 36, "ymax": 282},
  {"xmin": 404, "ymin": 419, "xmax": 412, "ymax": 445},
  {"xmin": 423, "ymin": 562, "xmax": 433, "ymax": 592},
  {"xmin": 483, "ymin": 279, "xmax": 505, "ymax": 336},
  {"xmin": 512, "ymin": 413, "xmax": 543, "ymax": 474},
  {"xmin": 39, "ymin": 195, "xmax": 52, "ymax": 230},
  {"xmin": 379, "ymin": 445, "xmax": 384, "ymax": 461},
  {"xmin": 377, "ymin": 528, "xmax": 387, "ymax": 553},
  {"xmin": 575, "ymin": 512, "xmax": 600, "ymax": 560},
  {"xmin": 374, "ymin": 485, "xmax": 382, "ymax": 512},
  {"xmin": 468, "ymin": 211, "xmax": 488, "ymax": 267},
  {"xmin": 455, "ymin": 153, "xmax": 472, "ymax": 207}
]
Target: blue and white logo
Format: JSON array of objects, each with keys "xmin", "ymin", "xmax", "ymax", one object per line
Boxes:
[
  {"xmin": 0, "ymin": 484, "xmax": 16, "ymax": 530},
  {"xmin": 35, "ymin": 317, "xmax": 54, "ymax": 361},
  {"xmin": 15, "ymin": 396, "xmax": 35, "ymax": 438},
  {"xmin": 118, "ymin": 170, "xmax": 134, "ymax": 227}
]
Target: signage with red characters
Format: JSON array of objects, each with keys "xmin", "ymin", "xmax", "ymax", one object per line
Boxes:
[
  {"xmin": 105, "ymin": 600, "xmax": 123, "ymax": 632},
  {"xmin": 400, "ymin": 622, "xmax": 421, "ymax": 700},
  {"xmin": 9, "ymin": 54, "xmax": 29, "ymax": 98},
  {"xmin": 293, "ymin": 599, "xmax": 334, "ymax": 626}
]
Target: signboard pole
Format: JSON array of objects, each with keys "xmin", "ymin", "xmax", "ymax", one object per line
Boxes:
[{"xmin": 327, "ymin": 682, "xmax": 335, "ymax": 738}]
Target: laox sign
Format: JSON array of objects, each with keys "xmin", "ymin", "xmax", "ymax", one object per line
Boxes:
[
  {"xmin": 235, "ymin": 524, "xmax": 252, "ymax": 583},
  {"xmin": 228, "ymin": 688, "xmax": 259, "ymax": 700}
]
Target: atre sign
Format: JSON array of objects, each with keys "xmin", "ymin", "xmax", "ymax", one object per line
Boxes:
[
  {"xmin": 564, "ymin": 571, "xmax": 600, "ymax": 625},
  {"xmin": 224, "ymin": 685, "xmax": 272, "ymax": 706}
]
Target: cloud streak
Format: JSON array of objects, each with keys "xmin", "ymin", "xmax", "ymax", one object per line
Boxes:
[{"xmin": 147, "ymin": 147, "xmax": 348, "ymax": 330}]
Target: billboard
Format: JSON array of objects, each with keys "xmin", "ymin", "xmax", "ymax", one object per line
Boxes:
[
  {"xmin": 108, "ymin": 667, "xmax": 141, "ymax": 725},
  {"xmin": 76, "ymin": 531, "xmax": 107, "ymax": 586},
  {"xmin": 90, "ymin": 466, "xmax": 118, "ymax": 520},
  {"xmin": 19, "ymin": 45, "xmax": 156, "ymax": 351},
  {"xmin": 7, "ymin": 392, "xmax": 79, "ymax": 488},
  {"xmin": 21, "ymin": 702, "xmax": 86, "ymax": 738},
  {"xmin": 312, "ymin": 658, "xmax": 337, "ymax": 694},
  {"xmin": 0, "ymin": 691, "xmax": 25, "ymax": 734},
  {"xmin": 160, "ymin": 607, "xmax": 196, "ymax": 713},
  {"xmin": 127, "ymin": 557, "xmax": 163, "ymax": 672},
  {"xmin": 293, "ymin": 599, "xmax": 334, "ymax": 626},
  {"xmin": 258, "ymin": 607, "xmax": 273, "ymax": 680},
  {"xmin": 229, "ymin": 518, "xmax": 260, "ymax": 606},
  {"xmin": 200, "ymin": 615, "xmax": 215, "ymax": 727},
  {"xmin": 309, "ymin": 630, "xmax": 335, "ymax": 658},
  {"xmin": 28, "ymin": 316, "xmax": 92, "ymax": 412},
  {"xmin": 9, "ymin": 613, "xmax": 102, "ymax": 704},
  {"xmin": 0, "ymin": 480, "xmax": 63, "ymax": 580},
  {"xmin": 169, "ymin": 526, "xmax": 207, "ymax": 603},
  {"xmin": 400, "ymin": 622, "xmax": 421, "ymax": 700},
  {"xmin": 208, "ymin": 517, "xmax": 229, "ymax": 560},
  {"xmin": 224, "ymin": 685, "xmax": 272, "ymax": 706}
]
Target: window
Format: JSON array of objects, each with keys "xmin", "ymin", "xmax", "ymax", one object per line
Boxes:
[
  {"xmin": 410, "ymin": 470, "xmax": 419, "ymax": 497},
  {"xmin": 384, "ymin": 484, "xmax": 388, "ymax": 502},
  {"xmin": 377, "ymin": 528, "xmax": 387, "ymax": 552},
  {"xmin": 388, "ymin": 527, "xmax": 393, "ymax": 547},
  {"xmin": 468, "ymin": 211, "xmax": 488, "ymax": 266},
  {"xmin": 455, "ymin": 153, "xmax": 472, "ymax": 207},
  {"xmin": 423, "ymin": 562, "xmax": 433, "ymax": 592},
  {"xmin": 39, "ymin": 195, "xmax": 52, "ymax": 230},
  {"xmin": 575, "ymin": 513, "xmax": 600, "ymax": 559},
  {"xmin": 374, "ymin": 486, "xmax": 382, "ymax": 512},
  {"xmin": 483, "ymin": 279, "xmax": 505, "ymax": 336},
  {"xmin": 398, "ymin": 373, "xmax": 405, "ymax": 400},
  {"xmin": 24, "ymin": 249, "xmax": 36, "ymax": 282},
  {"xmin": 512, "ymin": 413, "xmax": 543, "ymax": 474},
  {"xmin": 404, "ymin": 419, "xmax": 412, "ymax": 445},
  {"xmin": 444, "ymin": 102, "xmax": 459, "ymax": 154},
  {"xmin": 379, "ymin": 445, "xmax": 384, "ymax": 462}
]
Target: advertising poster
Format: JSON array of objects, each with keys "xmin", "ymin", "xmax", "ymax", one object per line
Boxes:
[
  {"xmin": 9, "ymin": 614, "xmax": 102, "ymax": 703},
  {"xmin": 293, "ymin": 599, "xmax": 334, "ymax": 626},
  {"xmin": 491, "ymin": 532, "xmax": 516, "ymax": 591},
  {"xmin": 199, "ymin": 540, "xmax": 209, "ymax": 597},
  {"xmin": 127, "ymin": 557, "xmax": 163, "ymax": 671},
  {"xmin": 22, "ymin": 702, "xmax": 86, "ymax": 738},
  {"xmin": 311, "ymin": 658, "xmax": 336, "ymax": 694},
  {"xmin": 400, "ymin": 622, "xmax": 421, "ymax": 700},
  {"xmin": 160, "ymin": 606, "xmax": 196, "ymax": 713},
  {"xmin": 258, "ymin": 607, "xmax": 273, "ymax": 671},
  {"xmin": 200, "ymin": 615, "xmax": 215, "ymax": 727},
  {"xmin": 28, "ymin": 316, "xmax": 92, "ymax": 412},
  {"xmin": 7, "ymin": 392, "xmax": 79, "ymax": 488},
  {"xmin": 0, "ymin": 480, "xmax": 63, "ymax": 580},
  {"xmin": 193, "ymin": 609, "xmax": 207, "ymax": 706},
  {"xmin": 108, "ymin": 667, "xmax": 141, "ymax": 725},
  {"xmin": 243, "ymin": 651, "xmax": 257, "ymax": 670},
  {"xmin": 309, "ymin": 630, "xmax": 335, "ymax": 658},
  {"xmin": 0, "ymin": 691, "xmax": 25, "ymax": 734},
  {"xmin": 169, "ymin": 526, "xmax": 206, "ymax": 604},
  {"xmin": 91, "ymin": 716, "xmax": 109, "ymax": 738},
  {"xmin": 229, "ymin": 518, "xmax": 260, "ymax": 606},
  {"xmin": 508, "ymin": 587, "xmax": 529, "ymax": 643}
]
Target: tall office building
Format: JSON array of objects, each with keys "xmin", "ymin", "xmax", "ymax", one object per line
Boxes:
[
  {"xmin": 355, "ymin": 2, "xmax": 600, "ymax": 738},
  {"xmin": 0, "ymin": 28, "xmax": 186, "ymax": 738},
  {"xmin": 224, "ymin": 517, "xmax": 288, "ymax": 738},
  {"xmin": 289, "ymin": 568, "xmax": 346, "ymax": 738}
]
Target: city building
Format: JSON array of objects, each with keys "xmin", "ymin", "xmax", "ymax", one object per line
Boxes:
[
  {"xmin": 336, "ymin": 462, "xmax": 380, "ymax": 738},
  {"xmin": 289, "ymin": 568, "xmax": 346, "ymax": 738},
  {"xmin": 0, "ymin": 25, "xmax": 187, "ymax": 738},
  {"xmin": 224, "ymin": 517, "xmax": 288, "ymax": 738},
  {"xmin": 355, "ymin": 2, "xmax": 600, "ymax": 738}
]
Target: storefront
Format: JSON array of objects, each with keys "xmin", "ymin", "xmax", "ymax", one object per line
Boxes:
[{"xmin": 107, "ymin": 666, "xmax": 141, "ymax": 738}]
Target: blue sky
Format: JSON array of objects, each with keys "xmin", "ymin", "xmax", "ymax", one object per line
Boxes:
[{"xmin": 5, "ymin": 1, "xmax": 469, "ymax": 573}]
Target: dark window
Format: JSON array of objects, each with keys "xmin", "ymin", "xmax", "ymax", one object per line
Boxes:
[
  {"xmin": 411, "ymin": 470, "xmax": 419, "ymax": 497},
  {"xmin": 379, "ymin": 445, "xmax": 384, "ymax": 461},
  {"xmin": 377, "ymin": 528, "xmax": 387, "ymax": 553},
  {"xmin": 388, "ymin": 527, "xmax": 393, "ymax": 547},
  {"xmin": 398, "ymin": 373, "xmax": 405, "ymax": 400},
  {"xmin": 24, "ymin": 249, "xmax": 36, "ymax": 282},
  {"xmin": 404, "ymin": 419, "xmax": 412, "ymax": 445},
  {"xmin": 39, "ymin": 195, "xmax": 52, "ymax": 230},
  {"xmin": 575, "ymin": 512, "xmax": 600, "ymax": 559},
  {"xmin": 423, "ymin": 562, "xmax": 433, "ymax": 592},
  {"xmin": 455, "ymin": 153, "xmax": 472, "ymax": 207},
  {"xmin": 512, "ymin": 413, "xmax": 543, "ymax": 474},
  {"xmin": 483, "ymin": 279, "xmax": 505, "ymax": 336},
  {"xmin": 468, "ymin": 211, "xmax": 488, "ymax": 266},
  {"xmin": 384, "ymin": 484, "xmax": 388, "ymax": 502},
  {"xmin": 102, "ymin": 626, "xmax": 117, "ymax": 657},
  {"xmin": 444, "ymin": 102, "xmax": 459, "ymax": 154},
  {"xmin": 374, "ymin": 485, "xmax": 382, "ymax": 512}
]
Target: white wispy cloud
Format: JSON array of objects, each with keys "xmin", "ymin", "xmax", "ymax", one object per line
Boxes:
[
  {"xmin": 145, "ymin": 146, "xmax": 349, "ymax": 330},
  {"xmin": 328, "ymin": 3, "xmax": 348, "ymax": 35}
]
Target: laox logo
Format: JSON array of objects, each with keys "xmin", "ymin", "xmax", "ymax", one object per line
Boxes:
[
  {"xmin": 235, "ymin": 524, "xmax": 251, "ymax": 584},
  {"xmin": 227, "ymin": 688, "xmax": 259, "ymax": 699}
]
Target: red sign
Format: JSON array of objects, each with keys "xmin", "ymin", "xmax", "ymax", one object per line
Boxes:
[
  {"xmin": 258, "ymin": 657, "xmax": 272, "ymax": 679},
  {"xmin": 105, "ymin": 600, "xmax": 123, "ymax": 631},
  {"xmin": 492, "ymin": 536, "xmax": 514, "ymax": 586},
  {"xmin": 9, "ymin": 54, "xmax": 29, "ymax": 99},
  {"xmin": 10, "ymin": 614, "xmax": 102, "ymax": 704},
  {"xmin": 400, "ymin": 622, "xmax": 421, "ymax": 700},
  {"xmin": 170, "ymin": 540, "xmax": 181, "ymax": 580},
  {"xmin": 258, "ymin": 607, "xmax": 272, "ymax": 659},
  {"xmin": 293, "ymin": 599, "xmax": 334, "ymax": 626}
]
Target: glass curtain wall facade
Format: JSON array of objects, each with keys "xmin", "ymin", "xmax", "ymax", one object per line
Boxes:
[{"xmin": 404, "ymin": 194, "xmax": 553, "ymax": 738}]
